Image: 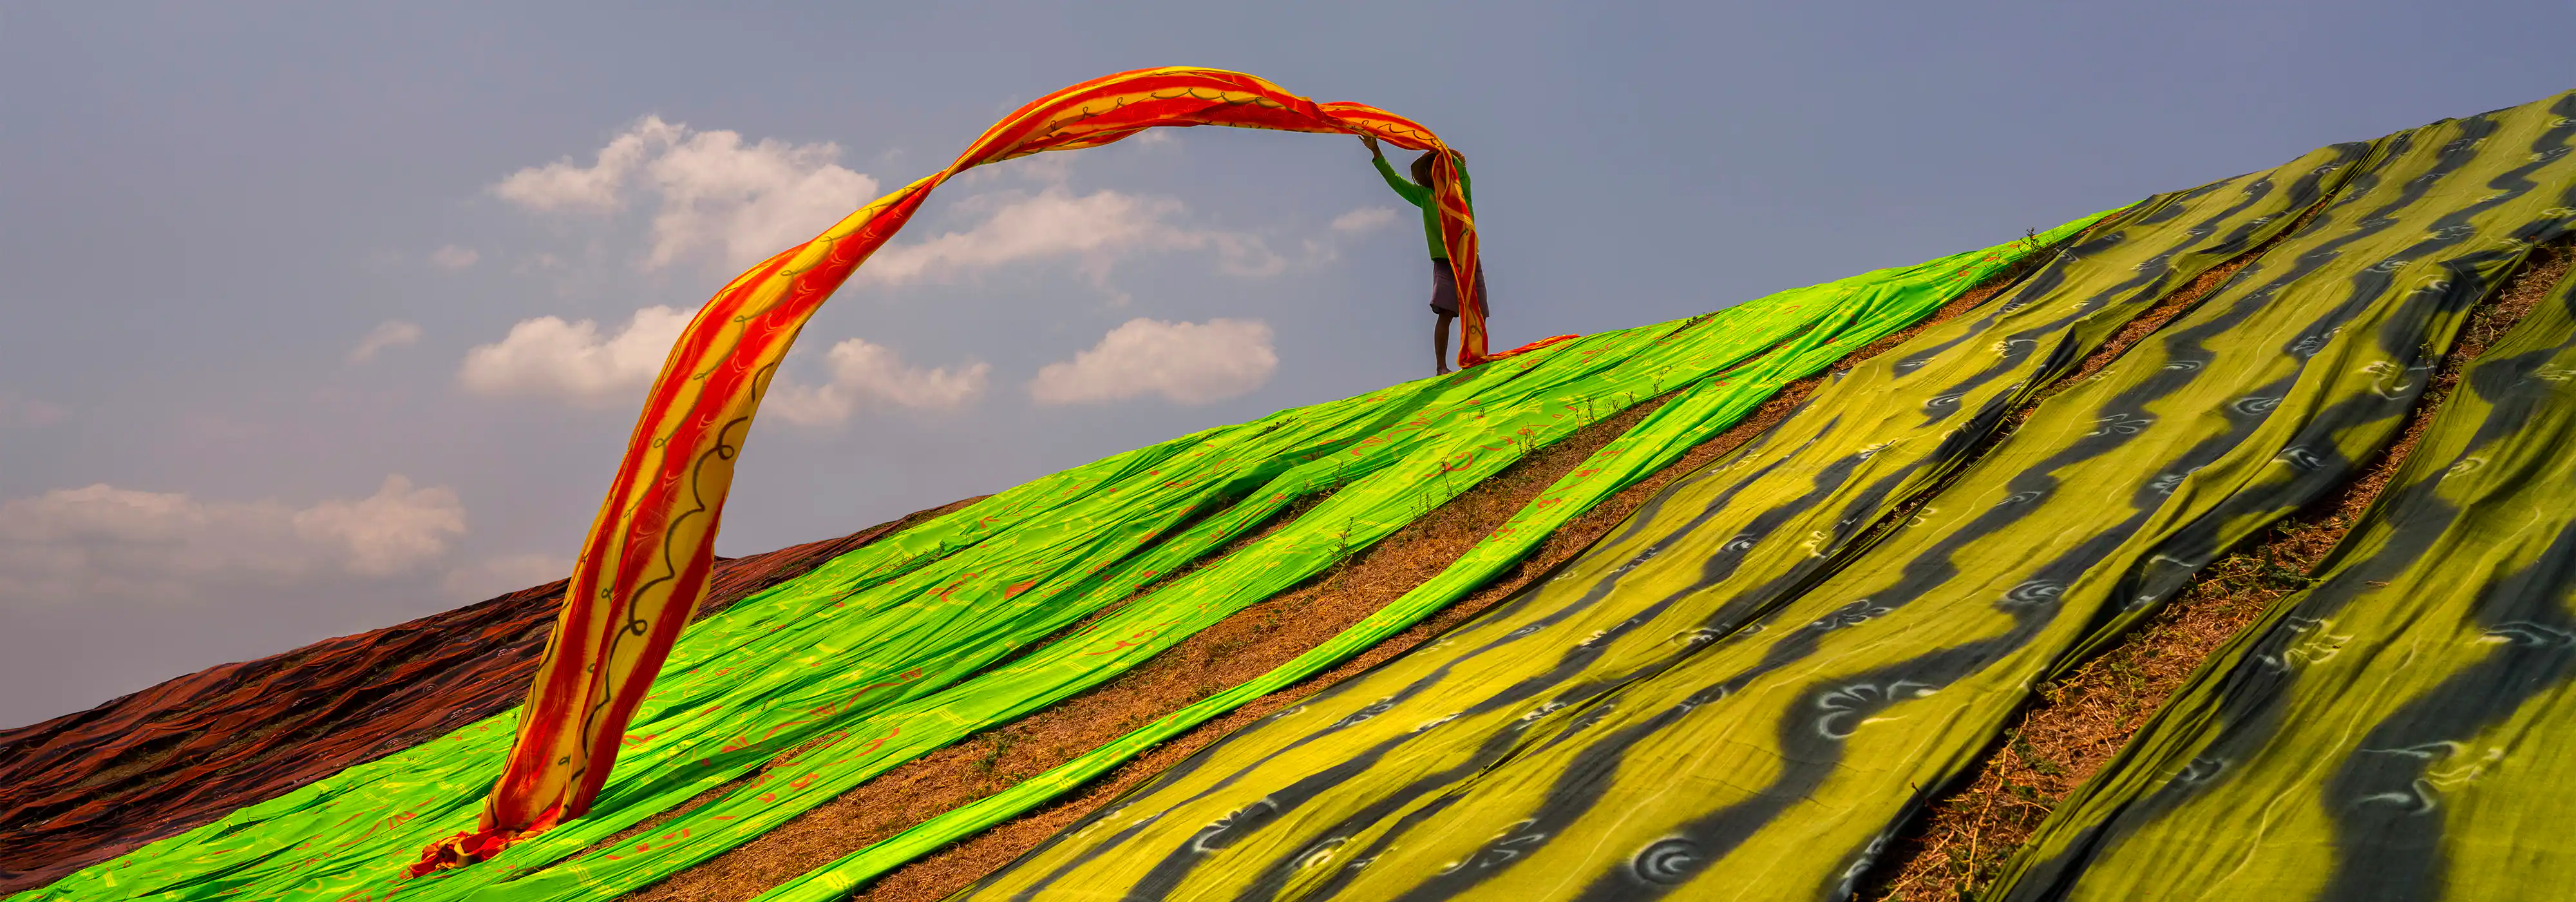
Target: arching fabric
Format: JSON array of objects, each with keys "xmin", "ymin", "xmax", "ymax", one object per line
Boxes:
[{"xmin": 416, "ymin": 66, "xmax": 1564, "ymax": 873}]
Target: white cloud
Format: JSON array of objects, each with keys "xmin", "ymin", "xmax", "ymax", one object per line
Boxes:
[
  {"xmin": 347, "ymin": 320, "xmax": 423, "ymax": 363},
  {"xmin": 0, "ymin": 390, "xmax": 64, "ymax": 429},
  {"xmin": 1331, "ymin": 206, "xmax": 1401, "ymax": 233},
  {"xmin": 493, "ymin": 116, "xmax": 879, "ymax": 271},
  {"xmin": 491, "ymin": 116, "xmax": 684, "ymax": 213},
  {"xmin": 459, "ymin": 307, "xmax": 988, "ymax": 417},
  {"xmin": 443, "ymin": 552, "xmax": 572, "ymax": 600},
  {"xmin": 1007, "ymin": 153, "xmax": 1076, "ymax": 184},
  {"xmin": 867, "ymin": 188, "xmax": 1173, "ymax": 283},
  {"xmin": 645, "ymin": 130, "xmax": 881, "ymax": 269},
  {"xmin": 1209, "ymin": 233, "xmax": 1289, "ymax": 278},
  {"xmin": 1030, "ymin": 318, "xmax": 1277, "ymax": 406},
  {"xmin": 292, "ymin": 477, "xmax": 469, "ymax": 575},
  {"xmin": 0, "ymin": 475, "xmax": 466, "ymax": 607},
  {"xmin": 494, "ymin": 118, "xmax": 1298, "ymax": 285},
  {"xmin": 861, "ymin": 187, "xmax": 1285, "ymax": 285},
  {"xmin": 457, "ymin": 305, "xmax": 690, "ymax": 407},
  {"xmin": 766, "ymin": 338, "xmax": 990, "ymax": 426},
  {"xmin": 430, "ymin": 245, "xmax": 480, "ymax": 270}
]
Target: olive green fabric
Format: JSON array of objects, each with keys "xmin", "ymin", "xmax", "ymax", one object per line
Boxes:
[
  {"xmin": 747, "ymin": 216, "xmax": 2114, "ymax": 902},
  {"xmin": 1210, "ymin": 95, "xmax": 2576, "ymax": 902},
  {"xmin": 954, "ymin": 138, "xmax": 2366, "ymax": 901},
  {"xmin": 10, "ymin": 216, "xmax": 2090, "ymax": 902},
  {"xmin": 1989, "ymin": 97, "xmax": 2576, "ymax": 902}
]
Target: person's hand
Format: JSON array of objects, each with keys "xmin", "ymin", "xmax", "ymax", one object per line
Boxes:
[{"xmin": 1359, "ymin": 134, "xmax": 1383, "ymax": 158}]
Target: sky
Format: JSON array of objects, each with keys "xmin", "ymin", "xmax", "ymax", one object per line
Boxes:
[{"xmin": 3, "ymin": 1, "xmax": 2570, "ymax": 728}]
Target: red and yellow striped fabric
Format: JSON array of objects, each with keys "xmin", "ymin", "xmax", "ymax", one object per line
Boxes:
[{"xmin": 415, "ymin": 66, "xmax": 1566, "ymax": 874}]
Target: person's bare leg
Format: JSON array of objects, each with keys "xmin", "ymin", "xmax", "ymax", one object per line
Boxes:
[{"xmin": 1434, "ymin": 310, "xmax": 1455, "ymax": 375}]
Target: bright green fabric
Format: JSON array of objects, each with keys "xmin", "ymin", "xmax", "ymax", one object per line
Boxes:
[
  {"xmin": 1372, "ymin": 153, "xmax": 1472, "ymax": 259},
  {"xmin": 952, "ymin": 137, "xmax": 2364, "ymax": 901},
  {"xmin": 9, "ymin": 216, "xmax": 2079, "ymax": 902},
  {"xmin": 1990, "ymin": 93, "xmax": 2576, "ymax": 902},
  {"xmin": 746, "ymin": 213, "xmax": 2113, "ymax": 902},
  {"xmin": 473, "ymin": 318, "xmax": 1726, "ymax": 902}
]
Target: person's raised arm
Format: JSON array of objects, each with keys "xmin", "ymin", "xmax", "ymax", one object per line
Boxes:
[{"xmin": 1363, "ymin": 136, "xmax": 1430, "ymax": 207}]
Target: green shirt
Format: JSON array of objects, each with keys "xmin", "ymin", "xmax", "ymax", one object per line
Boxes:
[{"xmin": 1373, "ymin": 155, "xmax": 1476, "ymax": 260}]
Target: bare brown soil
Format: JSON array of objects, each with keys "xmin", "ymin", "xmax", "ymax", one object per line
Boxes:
[
  {"xmin": 622, "ymin": 247, "xmax": 2062, "ymax": 902},
  {"xmin": 1861, "ymin": 242, "xmax": 2571, "ymax": 901}
]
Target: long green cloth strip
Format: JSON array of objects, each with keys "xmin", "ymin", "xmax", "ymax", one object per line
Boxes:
[
  {"xmin": 5, "ymin": 331, "xmax": 1602, "ymax": 902},
  {"xmin": 11, "ymin": 222, "xmax": 2069, "ymax": 902},
  {"xmin": 472, "ymin": 314, "xmax": 1736, "ymax": 901},
  {"xmin": 1990, "ymin": 96, "xmax": 2576, "ymax": 902},
  {"xmin": 1223, "ymin": 94, "xmax": 2576, "ymax": 901},
  {"xmin": 747, "ymin": 213, "xmax": 2114, "ymax": 902},
  {"xmin": 954, "ymin": 138, "xmax": 2365, "ymax": 901},
  {"xmin": 11, "ymin": 372, "xmax": 1462, "ymax": 902}
]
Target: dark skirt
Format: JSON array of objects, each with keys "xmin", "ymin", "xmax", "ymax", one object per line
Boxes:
[{"xmin": 1430, "ymin": 258, "xmax": 1488, "ymax": 315}]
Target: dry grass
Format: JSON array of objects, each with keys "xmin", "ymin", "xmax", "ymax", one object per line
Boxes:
[
  {"xmin": 614, "ymin": 248, "xmax": 2060, "ymax": 902},
  {"xmin": 1861, "ymin": 242, "xmax": 2571, "ymax": 901}
]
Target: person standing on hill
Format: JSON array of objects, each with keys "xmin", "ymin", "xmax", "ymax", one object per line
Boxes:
[{"xmin": 1363, "ymin": 135, "xmax": 1486, "ymax": 376}]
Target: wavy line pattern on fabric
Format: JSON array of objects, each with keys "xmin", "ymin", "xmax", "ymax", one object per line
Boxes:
[
  {"xmin": 953, "ymin": 134, "xmax": 2369, "ymax": 902},
  {"xmin": 1236, "ymin": 93, "xmax": 2576, "ymax": 902},
  {"xmin": 746, "ymin": 214, "xmax": 2114, "ymax": 902},
  {"xmin": 6, "ymin": 222, "xmax": 2078, "ymax": 902},
  {"xmin": 1990, "ymin": 96, "xmax": 2576, "ymax": 902}
]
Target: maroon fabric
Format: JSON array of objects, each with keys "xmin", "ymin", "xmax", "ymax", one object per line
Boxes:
[{"xmin": 0, "ymin": 497, "xmax": 981, "ymax": 893}]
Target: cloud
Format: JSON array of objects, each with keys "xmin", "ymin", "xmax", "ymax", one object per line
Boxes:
[
  {"xmin": 862, "ymin": 187, "xmax": 1285, "ymax": 286},
  {"xmin": 347, "ymin": 320, "xmax": 423, "ymax": 363},
  {"xmin": 767, "ymin": 339, "xmax": 990, "ymax": 425},
  {"xmin": 290, "ymin": 477, "xmax": 469, "ymax": 575},
  {"xmin": 0, "ymin": 390, "xmax": 64, "ymax": 429},
  {"xmin": 430, "ymin": 245, "xmax": 480, "ymax": 270},
  {"xmin": 443, "ymin": 552, "xmax": 572, "ymax": 600},
  {"xmin": 457, "ymin": 305, "xmax": 690, "ymax": 407},
  {"xmin": 1331, "ymin": 206, "xmax": 1401, "ymax": 233},
  {"xmin": 491, "ymin": 116, "xmax": 683, "ymax": 213},
  {"xmin": 1030, "ymin": 318, "xmax": 1277, "ymax": 405},
  {"xmin": 495, "ymin": 119, "xmax": 1297, "ymax": 285},
  {"xmin": 493, "ymin": 116, "xmax": 880, "ymax": 271},
  {"xmin": 0, "ymin": 475, "xmax": 465, "ymax": 607}
]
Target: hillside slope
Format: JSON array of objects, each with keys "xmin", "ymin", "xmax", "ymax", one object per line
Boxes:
[
  {"xmin": 10, "ymin": 216, "xmax": 2095, "ymax": 902},
  {"xmin": 20, "ymin": 88, "xmax": 2576, "ymax": 902},
  {"xmin": 0, "ymin": 498, "xmax": 978, "ymax": 893}
]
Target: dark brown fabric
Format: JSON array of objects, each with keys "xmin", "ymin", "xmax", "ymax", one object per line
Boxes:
[{"xmin": 0, "ymin": 497, "xmax": 981, "ymax": 894}]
